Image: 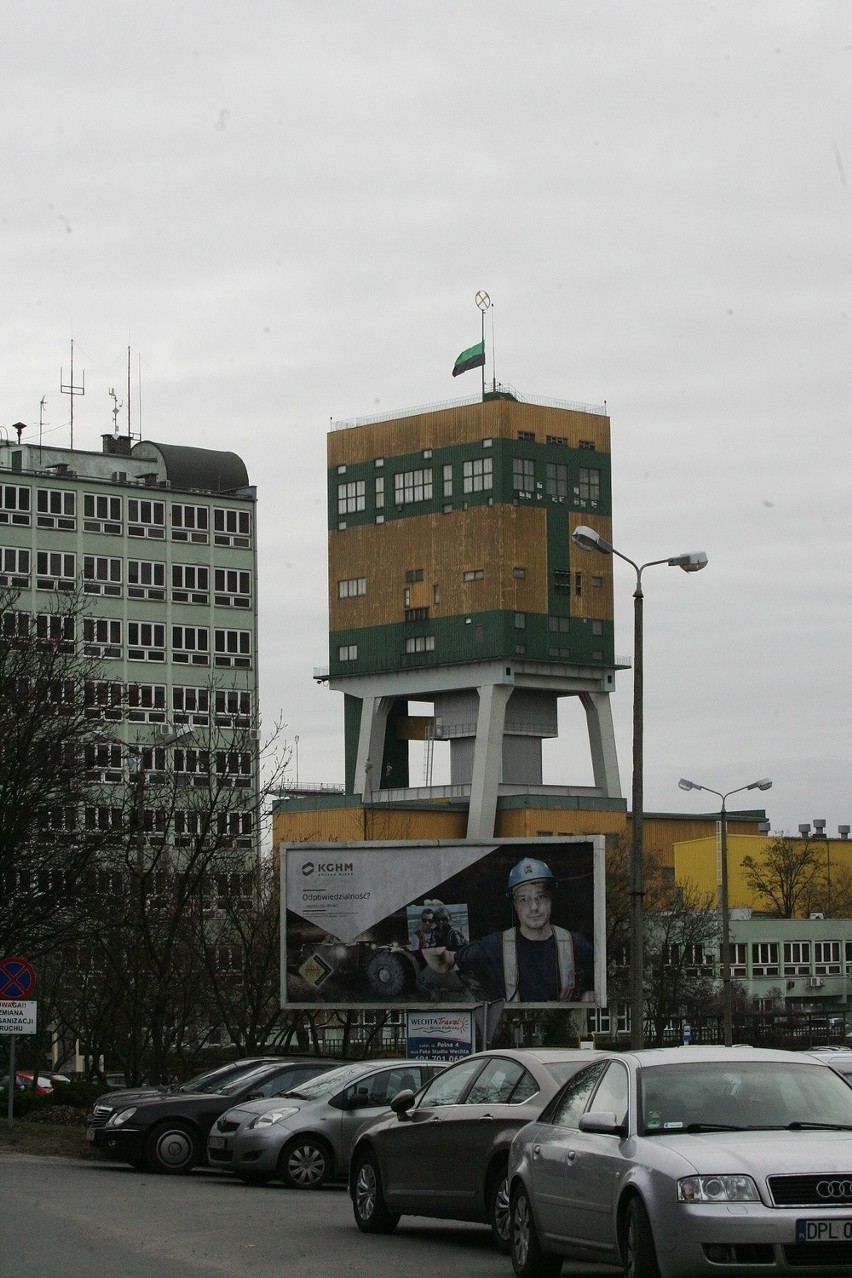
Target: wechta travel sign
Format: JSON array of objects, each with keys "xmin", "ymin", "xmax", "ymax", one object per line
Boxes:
[{"xmin": 281, "ymin": 838, "xmax": 605, "ymax": 1011}]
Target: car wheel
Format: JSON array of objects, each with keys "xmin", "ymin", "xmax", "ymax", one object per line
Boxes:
[
  {"xmin": 143, "ymin": 1122, "xmax": 200, "ymax": 1174},
  {"xmin": 511, "ymin": 1183, "xmax": 562, "ymax": 1278},
  {"xmin": 488, "ymin": 1161, "xmax": 512, "ymax": 1253},
  {"xmin": 351, "ymin": 1150, "xmax": 400, "ymax": 1234},
  {"xmin": 236, "ymin": 1171, "xmax": 273, "ymax": 1186},
  {"xmin": 279, "ymin": 1136, "xmax": 331, "ymax": 1189},
  {"xmin": 623, "ymin": 1196, "xmax": 661, "ymax": 1278}
]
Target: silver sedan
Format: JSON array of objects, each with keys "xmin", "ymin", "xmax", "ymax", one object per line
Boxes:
[
  {"xmin": 207, "ymin": 1059, "xmax": 442, "ymax": 1188},
  {"xmin": 508, "ymin": 1045, "xmax": 852, "ymax": 1278}
]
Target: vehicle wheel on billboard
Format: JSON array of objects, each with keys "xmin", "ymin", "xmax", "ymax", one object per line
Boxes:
[
  {"xmin": 366, "ymin": 950, "xmax": 413, "ymax": 997},
  {"xmin": 279, "ymin": 1135, "xmax": 331, "ymax": 1189},
  {"xmin": 143, "ymin": 1121, "xmax": 200, "ymax": 1174},
  {"xmin": 488, "ymin": 1160, "xmax": 511, "ymax": 1253},
  {"xmin": 236, "ymin": 1171, "xmax": 273, "ymax": 1186},
  {"xmin": 351, "ymin": 1149, "xmax": 400, "ymax": 1234},
  {"xmin": 510, "ymin": 1183, "xmax": 562, "ymax": 1278},
  {"xmin": 622, "ymin": 1197, "xmax": 660, "ymax": 1278}
]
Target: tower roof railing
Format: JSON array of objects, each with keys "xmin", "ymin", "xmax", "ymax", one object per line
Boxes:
[{"xmin": 329, "ymin": 389, "xmax": 608, "ymax": 432}]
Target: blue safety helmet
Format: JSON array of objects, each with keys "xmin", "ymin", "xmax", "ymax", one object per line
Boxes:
[{"xmin": 507, "ymin": 857, "xmax": 556, "ymax": 894}]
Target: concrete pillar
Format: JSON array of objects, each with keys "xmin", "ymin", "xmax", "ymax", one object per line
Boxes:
[{"xmin": 466, "ymin": 682, "xmax": 514, "ymax": 840}]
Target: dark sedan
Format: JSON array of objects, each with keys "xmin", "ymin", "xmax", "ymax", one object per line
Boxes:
[
  {"xmin": 349, "ymin": 1047, "xmax": 608, "ymax": 1251},
  {"xmin": 87, "ymin": 1057, "xmax": 339, "ymax": 1173},
  {"xmin": 88, "ymin": 1055, "xmax": 282, "ymax": 1116}
]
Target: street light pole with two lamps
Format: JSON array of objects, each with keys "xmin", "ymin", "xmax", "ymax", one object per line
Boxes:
[
  {"xmin": 678, "ymin": 776, "xmax": 773, "ymax": 1046},
  {"xmin": 572, "ymin": 525, "xmax": 708, "ymax": 1049}
]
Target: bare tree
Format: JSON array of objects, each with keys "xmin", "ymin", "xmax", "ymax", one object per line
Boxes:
[
  {"xmin": 643, "ymin": 879, "xmax": 720, "ymax": 1047},
  {"xmin": 741, "ymin": 836, "xmax": 826, "ymax": 918}
]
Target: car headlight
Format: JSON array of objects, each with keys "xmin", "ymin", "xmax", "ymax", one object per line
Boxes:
[
  {"xmin": 678, "ymin": 1175, "xmax": 760, "ymax": 1203},
  {"xmin": 250, "ymin": 1107, "xmax": 300, "ymax": 1128},
  {"xmin": 107, "ymin": 1107, "xmax": 137, "ymax": 1127}
]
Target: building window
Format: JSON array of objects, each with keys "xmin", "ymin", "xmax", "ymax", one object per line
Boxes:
[
  {"xmin": 591, "ymin": 575, "xmax": 603, "ymax": 588},
  {"xmin": 463, "ymin": 569, "xmax": 484, "ymax": 582},
  {"xmin": 751, "ymin": 941, "xmax": 779, "ymax": 976},
  {"xmin": 814, "ymin": 940, "xmax": 842, "ymax": 975},
  {"xmin": 442, "ymin": 464, "xmax": 453, "ymax": 498},
  {"xmin": 432, "ymin": 584, "xmax": 440, "ymax": 605},
  {"xmin": 374, "ymin": 475, "xmax": 384, "ymax": 509},
  {"xmin": 338, "ymin": 577, "xmax": 367, "ymax": 598},
  {"xmin": 36, "ymin": 551, "xmax": 76, "ymax": 590},
  {"xmin": 83, "ymin": 555, "xmax": 122, "ymax": 596},
  {"xmin": 172, "ymin": 625, "xmax": 210, "ymax": 665},
  {"xmin": 514, "ymin": 612, "xmax": 526, "ymax": 629},
  {"xmin": 128, "ymin": 559, "xmax": 166, "ymax": 600},
  {"xmin": 549, "ymin": 616, "xmax": 570, "ymax": 633},
  {"xmin": 213, "ymin": 506, "xmax": 251, "ymax": 547},
  {"xmin": 126, "ymin": 682, "xmax": 167, "ymax": 721},
  {"xmin": 0, "ymin": 546, "xmax": 30, "ymax": 586},
  {"xmin": 36, "ymin": 612, "xmax": 75, "ymax": 648},
  {"xmin": 37, "ymin": 488, "xmax": 76, "ymax": 529},
  {"xmin": 404, "ymin": 568, "xmax": 424, "ymax": 582},
  {"xmin": 546, "ymin": 435, "xmax": 569, "ymax": 446},
  {"xmin": 172, "ymin": 503, "xmax": 209, "ymax": 543},
  {"xmin": 463, "ymin": 457, "xmax": 492, "ymax": 493},
  {"xmin": 578, "ymin": 467, "xmax": 601, "ymax": 502},
  {"xmin": 84, "ymin": 679, "xmax": 124, "ymax": 720},
  {"xmin": 337, "ymin": 480, "xmax": 365, "ymax": 515},
  {"xmin": 338, "ymin": 644, "xmax": 358, "ymax": 661},
  {"xmin": 173, "ymin": 685, "xmax": 211, "ymax": 724},
  {"xmin": 83, "ymin": 617, "xmax": 122, "ymax": 659},
  {"xmin": 215, "ymin": 628, "xmax": 252, "ymax": 668},
  {"xmin": 513, "ymin": 566, "xmax": 526, "ymax": 579},
  {"xmin": 127, "ymin": 621, "xmax": 166, "ymax": 662},
  {"xmin": 404, "ymin": 635, "xmax": 435, "ymax": 653},
  {"xmin": 730, "ymin": 943, "xmax": 747, "ymax": 976},
  {"xmin": 0, "ymin": 485, "xmax": 31, "ymax": 525},
  {"xmin": 174, "ymin": 748, "xmax": 211, "ymax": 783},
  {"xmin": 83, "ymin": 493, "xmax": 121, "ymax": 533},
  {"xmin": 591, "ymin": 619, "xmax": 603, "ymax": 635},
  {"xmin": 404, "ymin": 607, "xmax": 429, "ymax": 622},
  {"xmin": 127, "ymin": 498, "xmax": 165, "ymax": 539},
  {"xmin": 216, "ymin": 750, "xmax": 252, "ymax": 787},
  {"xmin": 85, "ymin": 741, "xmax": 124, "ymax": 783},
  {"xmin": 512, "ymin": 457, "xmax": 535, "ymax": 494},
  {"xmin": 394, "ymin": 468, "xmax": 433, "ymax": 505},
  {"xmin": 546, "ymin": 462, "xmax": 568, "ymax": 499},
  {"xmin": 214, "ymin": 688, "xmax": 252, "ymax": 725},
  {"xmin": 783, "ymin": 941, "xmax": 811, "ymax": 975},
  {"xmin": 214, "ymin": 567, "xmax": 251, "ymax": 608},
  {"xmin": 172, "ymin": 563, "xmax": 209, "ymax": 604}
]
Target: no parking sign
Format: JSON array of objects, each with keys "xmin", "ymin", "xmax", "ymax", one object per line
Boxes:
[{"xmin": 0, "ymin": 956, "xmax": 37, "ymax": 1034}]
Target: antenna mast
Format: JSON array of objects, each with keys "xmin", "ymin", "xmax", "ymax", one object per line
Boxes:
[{"xmin": 60, "ymin": 340, "xmax": 85, "ymax": 449}]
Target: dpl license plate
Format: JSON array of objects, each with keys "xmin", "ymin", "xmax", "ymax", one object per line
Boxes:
[{"xmin": 796, "ymin": 1219, "xmax": 852, "ymax": 1242}]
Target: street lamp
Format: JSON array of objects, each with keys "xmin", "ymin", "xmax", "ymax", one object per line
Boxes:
[
  {"xmin": 678, "ymin": 776, "xmax": 772, "ymax": 1046},
  {"xmin": 572, "ymin": 525, "xmax": 708, "ymax": 1049}
]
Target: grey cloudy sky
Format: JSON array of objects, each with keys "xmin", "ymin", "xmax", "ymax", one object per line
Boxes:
[{"xmin": 2, "ymin": 1, "xmax": 850, "ymax": 835}]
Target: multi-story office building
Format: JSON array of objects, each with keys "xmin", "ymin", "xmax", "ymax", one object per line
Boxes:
[{"xmin": 0, "ymin": 430, "xmax": 259, "ymax": 861}]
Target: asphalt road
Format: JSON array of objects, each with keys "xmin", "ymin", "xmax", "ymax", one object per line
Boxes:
[{"xmin": 0, "ymin": 1154, "xmax": 624, "ymax": 1278}]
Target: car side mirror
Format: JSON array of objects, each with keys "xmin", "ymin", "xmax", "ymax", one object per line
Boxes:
[
  {"xmin": 578, "ymin": 1110, "xmax": 625, "ymax": 1137},
  {"xmin": 390, "ymin": 1088, "xmax": 416, "ymax": 1118}
]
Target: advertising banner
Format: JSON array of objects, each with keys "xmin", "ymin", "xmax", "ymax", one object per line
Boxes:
[
  {"xmin": 406, "ymin": 1010, "xmax": 473, "ymax": 1061},
  {"xmin": 282, "ymin": 837, "xmax": 605, "ymax": 1010}
]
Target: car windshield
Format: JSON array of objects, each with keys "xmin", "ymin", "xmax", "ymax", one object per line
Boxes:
[
  {"xmin": 282, "ymin": 1063, "xmax": 376, "ymax": 1099},
  {"xmin": 215, "ymin": 1063, "xmax": 293, "ymax": 1097},
  {"xmin": 640, "ymin": 1060, "xmax": 852, "ymax": 1134},
  {"xmin": 177, "ymin": 1061, "xmax": 262, "ymax": 1094}
]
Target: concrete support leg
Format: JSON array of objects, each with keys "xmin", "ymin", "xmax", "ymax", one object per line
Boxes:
[
  {"xmin": 580, "ymin": 690, "xmax": 622, "ymax": 798},
  {"xmin": 354, "ymin": 696, "xmax": 393, "ymax": 799},
  {"xmin": 466, "ymin": 683, "xmax": 513, "ymax": 840}
]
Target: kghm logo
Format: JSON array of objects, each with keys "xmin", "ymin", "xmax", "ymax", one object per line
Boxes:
[{"xmin": 301, "ymin": 861, "xmax": 354, "ymax": 876}]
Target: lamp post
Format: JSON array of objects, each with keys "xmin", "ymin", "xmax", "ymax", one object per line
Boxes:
[
  {"xmin": 678, "ymin": 776, "xmax": 772, "ymax": 1046},
  {"xmin": 572, "ymin": 525, "xmax": 708, "ymax": 1049}
]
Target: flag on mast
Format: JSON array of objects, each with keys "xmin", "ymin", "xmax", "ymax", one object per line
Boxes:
[{"xmin": 452, "ymin": 341, "xmax": 485, "ymax": 378}]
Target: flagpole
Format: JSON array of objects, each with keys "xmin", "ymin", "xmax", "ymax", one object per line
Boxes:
[{"xmin": 475, "ymin": 290, "xmax": 491, "ymax": 402}]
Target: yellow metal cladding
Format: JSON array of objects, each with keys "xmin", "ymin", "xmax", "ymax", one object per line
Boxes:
[{"xmin": 328, "ymin": 398, "xmax": 610, "ymax": 467}]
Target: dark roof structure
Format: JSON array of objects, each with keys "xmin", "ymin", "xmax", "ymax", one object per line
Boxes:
[{"xmin": 131, "ymin": 441, "xmax": 250, "ymax": 493}]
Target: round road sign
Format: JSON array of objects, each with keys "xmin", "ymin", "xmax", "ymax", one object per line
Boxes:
[{"xmin": 0, "ymin": 956, "xmax": 36, "ymax": 999}]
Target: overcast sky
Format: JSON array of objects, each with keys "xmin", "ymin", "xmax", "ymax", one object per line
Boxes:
[{"xmin": 2, "ymin": 1, "xmax": 850, "ymax": 836}]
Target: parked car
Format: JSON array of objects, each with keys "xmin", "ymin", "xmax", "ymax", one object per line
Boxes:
[
  {"xmin": 86, "ymin": 1057, "xmax": 340, "ymax": 1173},
  {"xmin": 89, "ymin": 1055, "xmax": 283, "ymax": 1115},
  {"xmin": 807, "ymin": 1046, "xmax": 852, "ymax": 1084},
  {"xmin": 507, "ymin": 1045, "xmax": 852, "ymax": 1278},
  {"xmin": 349, "ymin": 1047, "xmax": 609, "ymax": 1251},
  {"xmin": 1, "ymin": 1071, "xmax": 67, "ymax": 1095},
  {"xmin": 208, "ymin": 1058, "xmax": 446, "ymax": 1188}
]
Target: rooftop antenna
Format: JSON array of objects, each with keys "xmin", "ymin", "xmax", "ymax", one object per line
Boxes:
[
  {"xmin": 108, "ymin": 386, "xmax": 123, "ymax": 434},
  {"xmin": 39, "ymin": 396, "xmax": 47, "ymax": 450},
  {"xmin": 60, "ymin": 339, "xmax": 85, "ymax": 449},
  {"xmin": 475, "ymin": 290, "xmax": 490, "ymax": 401}
]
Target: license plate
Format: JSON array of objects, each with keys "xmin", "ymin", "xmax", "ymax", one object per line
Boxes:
[
  {"xmin": 796, "ymin": 1219, "xmax": 852, "ymax": 1242},
  {"xmin": 86, "ymin": 1128, "xmax": 95, "ymax": 1144},
  {"xmin": 208, "ymin": 1135, "xmax": 227, "ymax": 1150}
]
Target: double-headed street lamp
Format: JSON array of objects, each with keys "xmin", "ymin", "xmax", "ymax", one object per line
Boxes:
[
  {"xmin": 572, "ymin": 526, "xmax": 708, "ymax": 1049},
  {"xmin": 678, "ymin": 776, "xmax": 772, "ymax": 1046}
]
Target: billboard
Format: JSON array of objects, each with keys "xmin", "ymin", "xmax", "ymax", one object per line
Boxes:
[{"xmin": 281, "ymin": 838, "xmax": 605, "ymax": 1010}]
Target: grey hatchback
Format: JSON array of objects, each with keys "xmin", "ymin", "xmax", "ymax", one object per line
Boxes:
[{"xmin": 349, "ymin": 1047, "xmax": 607, "ymax": 1252}]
